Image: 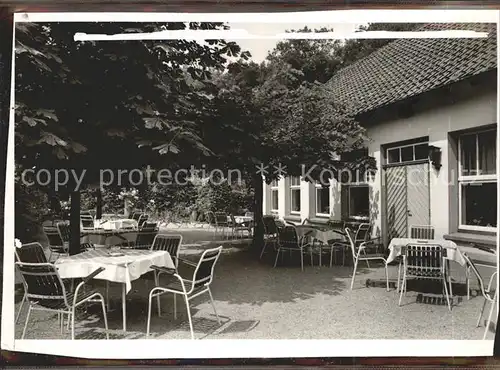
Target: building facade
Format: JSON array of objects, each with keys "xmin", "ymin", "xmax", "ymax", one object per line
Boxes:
[{"xmin": 262, "ymin": 23, "xmax": 498, "ymax": 248}]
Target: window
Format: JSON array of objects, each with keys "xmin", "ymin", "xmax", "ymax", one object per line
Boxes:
[
  {"xmin": 458, "ymin": 129, "xmax": 497, "ymax": 230},
  {"xmin": 387, "ymin": 142, "xmax": 429, "ymax": 164},
  {"xmin": 348, "ymin": 185, "xmax": 369, "ymax": 218},
  {"xmin": 270, "ymin": 180, "xmax": 279, "ymax": 212},
  {"xmin": 315, "ymin": 183, "xmax": 330, "ymax": 216},
  {"xmin": 290, "ymin": 176, "xmax": 301, "ymax": 214}
]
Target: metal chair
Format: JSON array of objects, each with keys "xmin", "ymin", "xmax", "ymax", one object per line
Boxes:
[
  {"xmin": 147, "ymin": 246, "xmax": 223, "ymax": 339},
  {"xmin": 43, "ymin": 224, "xmax": 66, "ymax": 262},
  {"xmin": 15, "ymin": 262, "xmax": 108, "ymax": 339},
  {"xmin": 214, "ymin": 212, "xmax": 230, "ymax": 239},
  {"xmin": 398, "ymin": 243, "xmax": 451, "ymax": 311},
  {"xmin": 410, "ymin": 225, "xmax": 435, "ymax": 239},
  {"xmin": 345, "ymin": 228, "xmax": 389, "ymax": 291},
  {"xmin": 80, "ymin": 213, "xmax": 95, "ymax": 231},
  {"xmin": 465, "ymin": 245, "xmax": 496, "ymax": 301},
  {"xmin": 260, "ymin": 215, "xmax": 281, "ymax": 259},
  {"xmin": 229, "ymin": 214, "xmax": 251, "ymax": 239},
  {"xmin": 134, "ymin": 223, "xmax": 159, "ymax": 249},
  {"xmin": 463, "ymin": 253, "xmax": 498, "ymax": 339},
  {"xmin": 273, "ymin": 225, "xmax": 311, "ymax": 271}
]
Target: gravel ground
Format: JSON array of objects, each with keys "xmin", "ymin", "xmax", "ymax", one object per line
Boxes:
[{"xmin": 14, "ymin": 232, "xmax": 497, "ymax": 341}]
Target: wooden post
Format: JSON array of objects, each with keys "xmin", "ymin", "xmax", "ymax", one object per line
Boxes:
[
  {"xmin": 69, "ymin": 190, "xmax": 81, "ymax": 255},
  {"xmin": 251, "ymin": 174, "xmax": 264, "ymax": 250},
  {"xmin": 96, "ymin": 188, "xmax": 102, "ymax": 220}
]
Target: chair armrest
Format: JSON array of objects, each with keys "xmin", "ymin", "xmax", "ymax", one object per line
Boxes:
[
  {"xmin": 474, "ymin": 244, "xmax": 496, "ymax": 255},
  {"xmin": 151, "ymin": 265, "xmax": 177, "ymax": 274},
  {"xmin": 178, "ymin": 258, "xmax": 197, "ymax": 267},
  {"xmin": 82, "ymin": 267, "xmax": 105, "ymax": 284}
]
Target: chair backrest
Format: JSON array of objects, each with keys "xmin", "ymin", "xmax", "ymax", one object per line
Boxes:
[
  {"xmin": 344, "ymin": 227, "xmax": 359, "ymax": 260},
  {"xmin": 15, "ymin": 262, "xmax": 70, "ymax": 308},
  {"xmin": 131, "ymin": 212, "xmax": 140, "ymax": 221},
  {"xmin": 151, "ymin": 234, "xmax": 182, "ymax": 267},
  {"xmin": 135, "ymin": 224, "xmax": 159, "ymax": 249},
  {"xmin": 327, "ymin": 220, "xmax": 345, "ymax": 231},
  {"xmin": 278, "ymin": 225, "xmax": 301, "ymax": 249},
  {"xmin": 205, "ymin": 211, "xmax": 216, "ymax": 225},
  {"xmin": 410, "ymin": 225, "xmax": 435, "ymax": 240},
  {"xmin": 15, "ymin": 242, "xmax": 48, "ymax": 264},
  {"xmin": 191, "ymin": 246, "xmax": 223, "ymax": 288},
  {"xmin": 43, "ymin": 226, "xmax": 64, "ymax": 247},
  {"xmin": 56, "ymin": 222, "xmax": 71, "ymax": 243},
  {"xmin": 80, "ymin": 214, "xmax": 95, "ymax": 230},
  {"xmin": 214, "ymin": 212, "xmax": 228, "ymax": 225},
  {"xmin": 262, "ymin": 215, "xmax": 279, "ymax": 235},
  {"xmin": 355, "ymin": 223, "xmax": 371, "ymax": 243},
  {"xmin": 137, "ymin": 214, "xmax": 149, "ymax": 227},
  {"xmin": 403, "ymin": 243, "xmax": 444, "ymax": 277}
]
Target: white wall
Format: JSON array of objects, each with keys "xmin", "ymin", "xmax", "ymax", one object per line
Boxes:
[{"xmin": 367, "ymin": 90, "xmax": 497, "ymax": 240}]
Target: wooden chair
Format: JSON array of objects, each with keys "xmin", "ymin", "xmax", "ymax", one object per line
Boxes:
[{"xmin": 273, "ymin": 225, "xmax": 311, "ymax": 271}]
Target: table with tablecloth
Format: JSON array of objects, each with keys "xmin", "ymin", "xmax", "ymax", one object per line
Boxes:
[
  {"xmin": 387, "ymin": 238, "xmax": 466, "ymax": 266},
  {"xmin": 295, "ymin": 225, "xmax": 346, "ymax": 266},
  {"xmin": 82, "ymin": 228, "xmax": 139, "ymax": 247},
  {"xmin": 55, "ymin": 249, "xmax": 175, "ymax": 331}
]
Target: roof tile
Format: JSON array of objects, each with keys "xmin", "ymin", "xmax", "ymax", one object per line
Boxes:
[{"xmin": 327, "ymin": 23, "xmax": 497, "ymax": 115}]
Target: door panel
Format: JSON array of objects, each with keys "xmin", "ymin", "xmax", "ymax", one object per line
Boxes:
[
  {"xmin": 406, "ymin": 163, "xmax": 430, "ymax": 230},
  {"xmin": 385, "ymin": 166, "xmax": 407, "ymax": 239}
]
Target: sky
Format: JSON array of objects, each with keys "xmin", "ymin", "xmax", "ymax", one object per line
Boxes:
[{"xmin": 227, "ymin": 23, "xmax": 366, "ymax": 63}]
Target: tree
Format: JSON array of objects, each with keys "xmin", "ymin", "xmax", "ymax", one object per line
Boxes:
[{"xmin": 15, "ymin": 21, "xmax": 248, "ymax": 252}]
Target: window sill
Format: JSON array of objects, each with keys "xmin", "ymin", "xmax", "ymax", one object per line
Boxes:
[{"xmin": 444, "ymin": 232, "xmax": 497, "ymax": 249}]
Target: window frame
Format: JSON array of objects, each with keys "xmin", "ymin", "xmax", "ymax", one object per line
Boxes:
[
  {"xmin": 458, "ymin": 128, "xmax": 497, "ymax": 232},
  {"xmin": 315, "ymin": 182, "xmax": 330, "ymax": 217},
  {"xmin": 270, "ymin": 180, "xmax": 279, "ymax": 213},
  {"xmin": 386, "ymin": 141, "xmax": 429, "ymax": 165},
  {"xmin": 290, "ymin": 176, "xmax": 301, "ymax": 215},
  {"xmin": 347, "ymin": 183, "xmax": 370, "ymax": 219}
]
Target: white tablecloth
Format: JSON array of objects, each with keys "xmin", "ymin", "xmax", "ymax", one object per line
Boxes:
[
  {"xmin": 97, "ymin": 219, "xmax": 138, "ymax": 230},
  {"xmin": 387, "ymin": 238, "xmax": 466, "ymax": 266},
  {"xmin": 82, "ymin": 229, "xmax": 138, "ymax": 246},
  {"xmin": 55, "ymin": 249, "xmax": 175, "ymax": 293},
  {"xmin": 228, "ymin": 216, "xmax": 253, "ymax": 224},
  {"xmin": 295, "ymin": 225, "xmax": 345, "ymax": 244}
]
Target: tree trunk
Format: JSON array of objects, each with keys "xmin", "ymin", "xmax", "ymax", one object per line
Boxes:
[
  {"xmin": 96, "ymin": 188, "xmax": 102, "ymax": 219},
  {"xmin": 251, "ymin": 174, "xmax": 264, "ymax": 250},
  {"xmin": 69, "ymin": 190, "xmax": 81, "ymax": 255}
]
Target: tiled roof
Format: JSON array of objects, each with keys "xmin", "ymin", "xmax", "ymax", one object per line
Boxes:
[{"xmin": 326, "ymin": 23, "xmax": 497, "ymax": 115}]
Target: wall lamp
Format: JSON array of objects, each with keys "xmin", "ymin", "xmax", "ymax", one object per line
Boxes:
[{"xmin": 428, "ymin": 145, "xmax": 442, "ymax": 170}]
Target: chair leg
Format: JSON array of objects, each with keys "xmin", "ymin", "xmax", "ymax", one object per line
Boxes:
[
  {"xmin": 442, "ymin": 275, "xmax": 452, "ymax": 311},
  {"xmin": 183, "ymin": 295, "xmax": 195, "ymax": 340},
  {"xmin": 260, "ymin": 240, "xmax": 268, "ymax": 259},
  {"xmin": 384, "ymin": 263, "xmax": 389, "ymax": 292},
  {"xmin": 71, "ymin": 307, "xmax": 76, "ymax": 340},
  {"xmin": 146, "ymin": 288, "xmax": 158, "ymax": 337},
  {"xmin": 154, "ymin": 271, "xmax": 161, "ymax": 317},
  {"xmin": 98, "ymin": 294, "xmax": 110, "ymax": 340},
  {"xmin": 330, "ymin": 249, "xmax": 333, "ymax": 268},
  {"xmin": 398, "ymin": 272, "xmax": 407, "ymax": 306},
  {"xmin": 16, "ymin": 293, "xmax": 26, "ymax": 324},
  {"xmin": 173, "ymin": 294, "xmax": 177, "ymax": 320},
  {"xmin": 273, "ymin": 249, "xmax": 280, "ymax": 268},
  {"xmin": 397, "ymin": 260, "xmax": 402, "ymax": 292},
  {"xmin": 21, "ymin": 305, "xmax": 32, "ymax": 339},
  {"xmin": 350, "ymin": 258, "xmax": 359, "ymax": 290},
  {"xmin": 477, "ymin": 297, "xmax": 488, "ymax": 327},
  {"xmin": 467, "ymin": 266, "xmax": 471, "ymax": 300},
  {"xmin": 483, "ymin": 297, "xmax": 497, "ymax": 340},
  {"xmin": 208, "ymin": 288, "xmax": 221, "ymax": 325}
]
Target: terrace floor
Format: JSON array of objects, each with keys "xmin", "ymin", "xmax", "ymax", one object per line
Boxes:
[{"xmin": 14, "ymin": 227, "xmax": 497, "ymax": 340}]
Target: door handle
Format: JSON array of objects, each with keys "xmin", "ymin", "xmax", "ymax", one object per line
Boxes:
[{"xmin": 407, "ymin": 210, "xmax": 412, "ymax": 216}]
